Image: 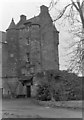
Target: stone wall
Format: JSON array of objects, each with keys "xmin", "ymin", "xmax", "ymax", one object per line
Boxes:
[
  {"xmin": 2, "ymin": 5, "xmax": 59, "ymax": 96},
  {"xmin": 30, "ymin": 24, "xmax": 41, "ymax": 73},
  {"xmin": 39, "ymin": 5, "xmax": 59, "ymax": 70}
]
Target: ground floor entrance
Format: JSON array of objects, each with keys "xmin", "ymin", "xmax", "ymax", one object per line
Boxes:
[{"xmin": 26, "ymin": 86, "xmax": 31, "ymax": 97}]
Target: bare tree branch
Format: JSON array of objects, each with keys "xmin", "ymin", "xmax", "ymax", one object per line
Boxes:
[
  {"xmin": 71, "ymin": 0, "xmax": 80, "ymax": 11},
  {"xmin": 49, "ymin": 0, "xmax": 84, "ymax": 74},
  {"xmin": 53, "ymin": 3, "xmax": 72, "ymax": 21}
]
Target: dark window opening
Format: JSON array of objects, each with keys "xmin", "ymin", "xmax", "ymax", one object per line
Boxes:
[
  {"xmin": 26, "ymin": 52, "xmax": 30, "ymax": 62},
  {"xmin": 26, "ymin": 37, "xmax": 30, "ymax": 45}
]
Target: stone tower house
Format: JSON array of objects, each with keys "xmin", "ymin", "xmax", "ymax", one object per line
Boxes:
[{"xmin": 2, "ymin": 5, "xmax": 59, "ymax": 96}]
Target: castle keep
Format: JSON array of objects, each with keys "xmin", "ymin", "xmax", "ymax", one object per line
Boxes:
[{"xmin": 2, "ymin": 5, "xmax": 59, "ymax": 97}]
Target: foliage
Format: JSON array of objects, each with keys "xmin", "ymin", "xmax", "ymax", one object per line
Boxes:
[
  {"xmin": 36, "ymin": 70, "xmax": 82, "ymax": 101},
  {"xmin": 36, "ymin": 84, "xmax": 51, "ymax": 101},
  {"xmin": 59, "ymin": 71, "xmax": 82, "ymax": 100}
]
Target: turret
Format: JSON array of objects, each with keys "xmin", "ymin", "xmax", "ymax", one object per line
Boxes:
[
  {"xmin": 6, "ymin": 18, "xmax": 17, "ymax": 43},
  {"xmin": 6, "ymin": 18, "xmax": 16, "ymax": 31},
  {"xmin": 6, "ymin": 18, "xmax": 19, "ymax": 76}
]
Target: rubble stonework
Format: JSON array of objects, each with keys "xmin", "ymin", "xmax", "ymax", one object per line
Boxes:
[{"xmin": 2, "ymin": 5, "xmax": 59, "ymax": 96}]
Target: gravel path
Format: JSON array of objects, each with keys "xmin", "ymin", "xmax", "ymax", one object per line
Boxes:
[{"xmin": 2, "ymin": 98, "xmax": 83, "ymax": 118}]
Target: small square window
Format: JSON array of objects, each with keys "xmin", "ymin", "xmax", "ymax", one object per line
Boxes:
[{"xmin": 10, "ymin": 54, "xmax": 14, "ymax": 57}]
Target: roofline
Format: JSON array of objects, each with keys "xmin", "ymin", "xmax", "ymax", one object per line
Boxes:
[
  {"xmin": 0, "ymin": 31, "xmax": 6, "ymax": 33},
  {"xmin": 24, "ymin": 22, "xmax": 40, "ymax": 27},
  {"xmin": 6, "ymin": 27, "xmax": 16, "ymax": 31}
]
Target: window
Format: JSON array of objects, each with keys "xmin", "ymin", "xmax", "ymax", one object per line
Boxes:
[
  {"xmin": 27, "ymin": 26, "xmax": 30, "ymax": 31},
  {"xmin": 21, "ymin": 68, "xmax": 26, "ymax": 75},
  {"xmin": 26, "ymin": 37, "xmax": 30, "ymax": 45},
  {"xmin": 10, "ymin": 54, "xmax": 14, "ymax": 57},
  {"xmin": 19, "ymin": 29, "xmax": 22, "ymax": 32},
  {"xmin": 26, "ymin": 52, "xmax": 30, "ymax": 62}
]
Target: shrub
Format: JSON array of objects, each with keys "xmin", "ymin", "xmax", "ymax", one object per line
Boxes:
[
  {"xmin": 35, "ymin": 70, "xmax": 82, "ymax": 101},
  {"xmin": 36, "ymin": 84, "xmax": 51, "ymax": 101}
]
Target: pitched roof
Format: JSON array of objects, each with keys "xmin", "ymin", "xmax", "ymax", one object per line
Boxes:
[
  {"xmin": 24, "ymin": 16, "xmax": 40, "ymax": 25},
  {"xmin": 18, "ymin": 24, "xmax": 25, "ymax": 29}
]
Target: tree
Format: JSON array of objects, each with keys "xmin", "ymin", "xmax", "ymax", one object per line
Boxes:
[
  {"xmin": 36, "ymin": 70, "xmax": 60, "ymax": 101},
  {"xmin": 49, "ymin": 0, "xmax": 84, "ymax": 76}
]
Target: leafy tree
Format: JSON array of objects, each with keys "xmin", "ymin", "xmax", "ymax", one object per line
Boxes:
[
  {"xmin": 36, "ymin": 70, "xmax": 82, "ymax": 101},
  {"xmin": 36, "ymin": 70, "xmax": 60, "ymax": 101}
]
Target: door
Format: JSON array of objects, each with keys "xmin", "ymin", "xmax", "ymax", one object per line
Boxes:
[{"xmin": 26, "ymin": 85, "xmax": 31, "ymax": 97}]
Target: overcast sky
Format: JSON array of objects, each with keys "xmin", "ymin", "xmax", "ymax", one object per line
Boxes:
[
  {"xmin": 0, "ymin": 0, "xmax": 70, "ymax": 31},
  {"xmin": 0, "ymin": 0, "xmax": 51, "ymax": 31},
  {"xmin": 0, "ymin": 0, "xmax": 72, "ymax": 71}
]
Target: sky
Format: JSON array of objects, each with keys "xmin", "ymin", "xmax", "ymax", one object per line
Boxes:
[
  {"xmin": 0, "ymin": 0, "xmax": 51, "ymax": 31},
  {"xmin": 0, "ymin": 0, "xmax": 70, "ymax": 31},
  {"xmin": 0, "ymin": 0, "xmax": 72, "ymax": 71}
]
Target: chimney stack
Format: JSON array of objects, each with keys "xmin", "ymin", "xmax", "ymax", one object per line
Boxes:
[
  {"xmin": 40, "ymin": 5, "xmax": 48, "ymax": 13},
  {"xmin": 20, "ymin": 15, "xmax": 26, "ymax": 21}
]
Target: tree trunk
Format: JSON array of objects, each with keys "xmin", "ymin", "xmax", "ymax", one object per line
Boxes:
[
  {"xmin": 50, "ymin": 91, "xmax": 55, "ymax": 101},
  {"xmin": 82, "ymin": 2, "xmax": 84, "ymax": 76},
  {"xmin": 82, "ymin": 27, "xmax": 84, "ymax": 76},
  {"xmin": 49, "ymin": 86, "xmax": 55, "ymax": 101}
]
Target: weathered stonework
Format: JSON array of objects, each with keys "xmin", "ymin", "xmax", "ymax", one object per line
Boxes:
[
  {"xmin": 39, "ymin": 5, "xmax": 59, "ymax": 70},
  {"xmin": 2, "ymin": 5, "xmax": 59, "ymax": 96}
]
